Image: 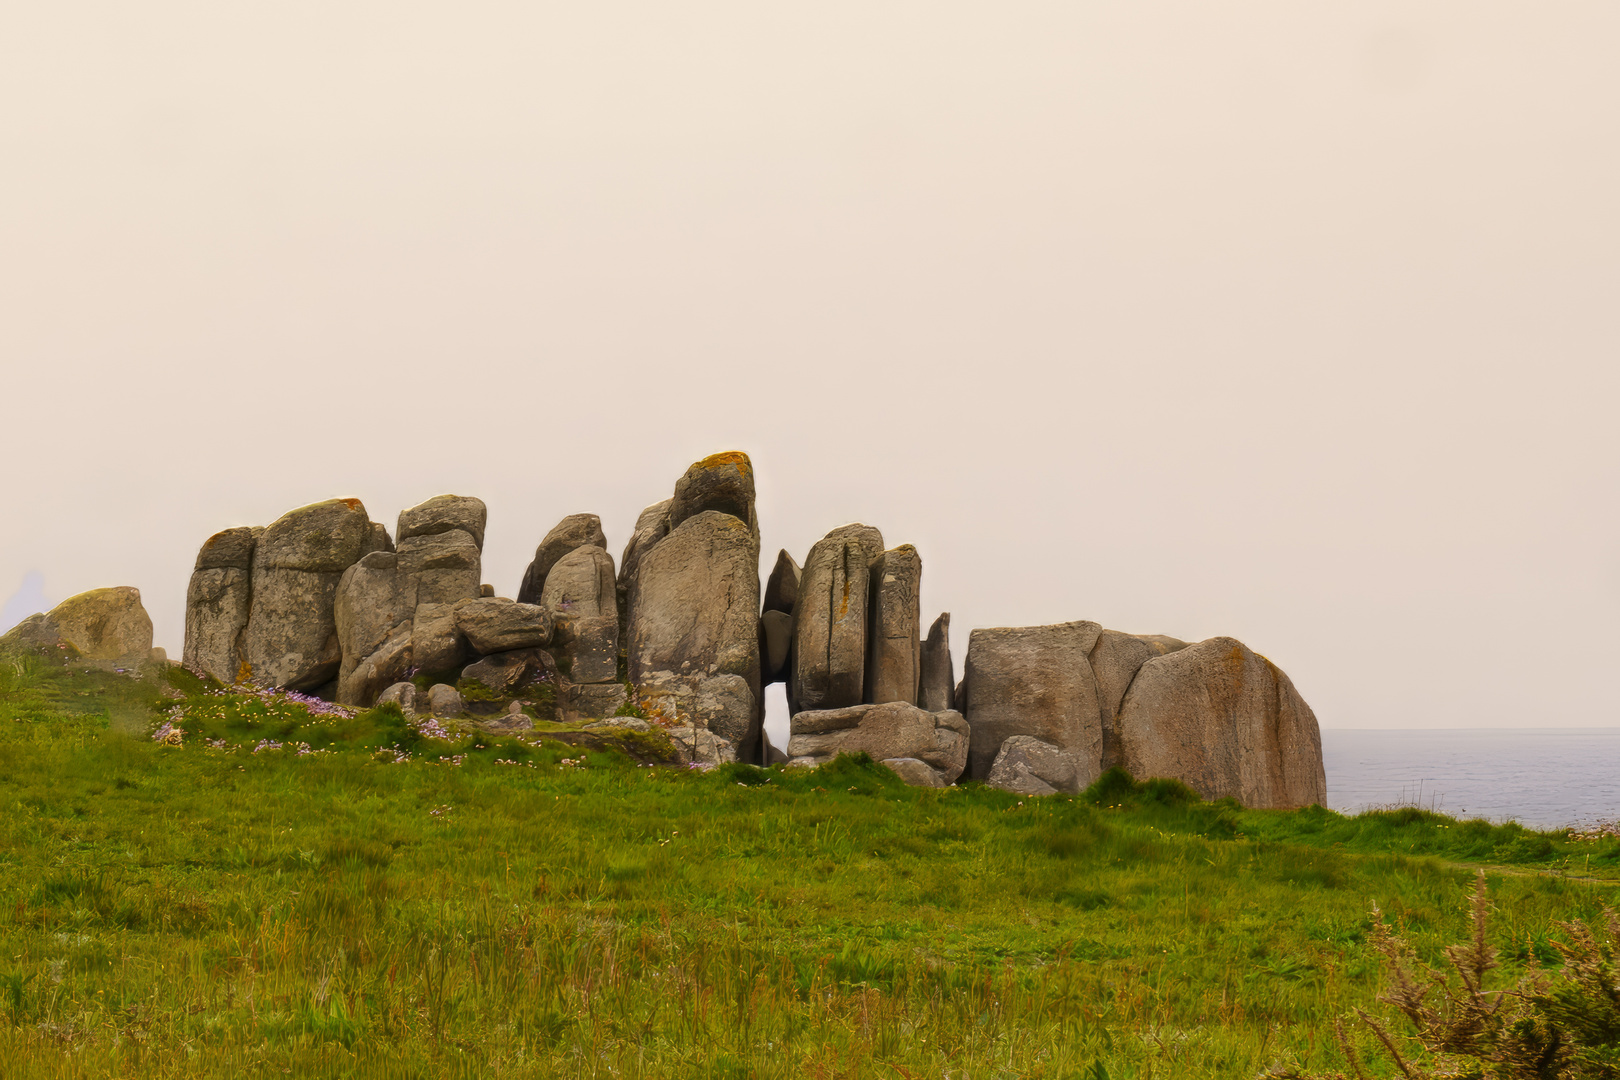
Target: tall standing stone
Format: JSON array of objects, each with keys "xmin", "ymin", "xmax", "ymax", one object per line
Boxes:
[
  {"xmin": 865, "ymin": 545, "xmax": 921, "ymax": 705},
  {"xmin": 517, "ymin": 514, "xmax": 606, "ymax": 605},
  {"xmin": 1115, "ymin": 637, "xmax": 1326, "ymax": 809},
  {"xmin": 540, "ymin": 544, "xmax": 618, "ymax": 684},
  {"xmin": 243, "ymin": 499, "xmax": 375, "ymax": 691},
  {"xmin": 668, "ymin": 451, "xmax": 758, "ymax": 542},
  {"xmin": 960, "ymin": 621, "xmax": 1104, "ymax": 784},
  {"xmin": 918, "ymin": 612, "xmax": 954, "ymax": 712},
  {"xmin": 628, "ymin": 510, "xmax": 762, "ymax": 758},
  {"xmin": 789, "ymin": 525, "xmax": 883, "ymax": 714},
  {"xmin": 183, "ymin": 526, "xmax": 257, "ymax": 683}
]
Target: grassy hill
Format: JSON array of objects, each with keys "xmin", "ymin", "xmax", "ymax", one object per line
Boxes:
[{"xmin": 1, "ymin": 653, "xmax": 1615, "ymax": 1078}]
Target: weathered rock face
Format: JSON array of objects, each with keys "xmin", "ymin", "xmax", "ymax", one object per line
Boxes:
[
  {"xmin": 2, "ymin": 587, "xmax": 154, "ymax": 670},
  {"xmin": 455, "ymin": 598, "xmax": 553, "ymax": 654},
  {"xmin": 462, "ymin": 647, "xmax": 554, "ymax": 696},
  {"xmin": 628, "ymin": 510, "xmax": 762, "ymax": 758},
  {"xmin": 919, "ymin": 613, "xmax": 954, "ymax": 713},
  {"xmin": 617, "ymin": 499, "xmax": 672, "ymax": 613},
  {"xmin": 517, "ymin": 514, "xmax": 606, "ymax": 605},
  {"xmin": 377, "ymin": 681, "xmax": 418, "ymax": 716},
  {"xmin": 987, "ymin": 736, "xmax": 1081, "ymax": 796},
  {"xmin": 866, "ymin": 545, "xmax": 921, "ymax": 705},
  {"xmin": 243, "ymin": 499, "xmax": 375, "ymax": 691},
  {"xmin": 787, "ymin": 701, "xmax": 969, "ymax": 786},
  {"xmin": 960, "ymin": 622, "xmax": 1104, "ymax": 785},
  {"xmin": 183, "ymin": 527, "xmax": 257, "ymax": 682},
  {"xmin": 334, "ymin": 551, "xmax": 414, "ymax": 705},
  {"xmin": 760, "ymin": 609, "xmax": 793, "ymax": 683},
  {"xmin": 1088, "ymin": 630, "xmax": 1188, "ymax": 770},
  {"xmin": 409, "ymin": 603, "xmax": 465, "ymax": 673},
  {"xmin": 788, "ymin": 525, "xmax": 881, "ymax": 714},
  {"xmin": 762, "ymin": 549, "xmax": 801, "ymax": 615},
  {"xmin": 398, "ymin": 494, "xmax": 487, "ymax": 549},
  {"xmin": 668, "ymin": 451, "xmax": 757, "ymax": 539},
  {"xmin": 1115, "ymin": 637, "xmax": 1326, "ymax": 809},
  {"xmin": 541, "ymin": 545, "xmax": 618, "ymax": 683}
]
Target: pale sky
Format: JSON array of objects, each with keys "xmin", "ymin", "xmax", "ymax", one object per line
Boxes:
[{"xmin": 2, "ymin": 2, "xmax": 1615, "ymax": 732}]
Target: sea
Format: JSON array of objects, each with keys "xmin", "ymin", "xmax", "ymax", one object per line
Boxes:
[{"xmin": 1324, "ymin": 728, "xmax": 1620, "ymax": 830}]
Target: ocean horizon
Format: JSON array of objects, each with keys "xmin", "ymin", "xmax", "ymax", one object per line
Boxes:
[{"xmin": 1322, "ymin": 727, "xmax": 1620, "ymax": 830}]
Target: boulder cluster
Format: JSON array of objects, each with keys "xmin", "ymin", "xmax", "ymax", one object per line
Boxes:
[{"xmin": 173, "ymin": 450, "xmax": 1326, "ymax": 808}]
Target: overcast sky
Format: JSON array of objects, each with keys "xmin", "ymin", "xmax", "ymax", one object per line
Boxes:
[{"xmin": 2, "ymin": 2, "xmax": 1615, "ymax": 733}]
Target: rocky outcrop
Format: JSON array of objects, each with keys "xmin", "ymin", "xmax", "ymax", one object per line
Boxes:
[
  {"xmin": 334, "ymin": 552, "xmax": 414, "ymax": 705},
  {"xmin": 398, "ymin": 494, "xmax": 487, "ymax": 549},
  {"xmin": 518, "ymin": 514, "xmax": 607, "ymax": 605},
  {"xmin": 1114, "ymin": 637, "xmax": 1327, "ymax": 808},
  {"xmin": 788, "ymin": 525, "xmax": 881, "ymax": 714},
  {"xmin": 960, "ymin": 622, "xmax": 1104, "ymax": 785},
  {"xmin": 1, "ymin": 587, "xmax": 154, "ymax": 670},
  {"xmin": 787, "ymin": 701, "xmax": 969, "ymax": 786},
  {"xmin": 455, "ymin": 598, "xmax": 553, "ymax": 654},
  {"xmin": 987, "ymin": 736, "xmax": 1082, "ymax": 796},
  {"xmin": 617, "ymin": 499, "xmax": 672, "ymax": 616},
  {"xmin": 669, "ymin": 452, "xmax": 758, "ymax": 541},
  {"xmin": 919, "ymin": 613, "xmax": 954, "ymax": 712},
  {"xmin": 243, "ymin": 499, "xmax": 377, "ymax": 691},
  {"xmin": 183, "ymin": 527, "xmax": 257, "ymax": 682},
  {"xmin": 866, "ymin": 545, "xmax": 921, "ymax": 705}
]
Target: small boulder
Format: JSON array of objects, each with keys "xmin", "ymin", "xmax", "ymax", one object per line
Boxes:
[
  {"xmin": 668, "ymin": 451, "xmax": 756, "ymax": 535},
  {"xmin": 426, "ymin": 683, "xmax": 465, "ymax": 718},
  {"xmin": 517, "ymin": 514, "xmax": 606, "ymax": 605},
  {"xmin": 558, "ymin": 681, "xmax": 630, "ymax": 722},
  {"xmin": 787, "ymin": 701, "xmax": 969, "ymax": 785},
  {"xmin": 377, "ymin": 682, "xmax": 419, "ymax": 716},
  {"xmin": 987, "ymin": 735, "xmax": 1081, "ymax": 796},
  {"xmin": 3, "ymin": 587, "xmax": 154, "ymax": 671},
  {"xmin": 461, "ymin": 650, "xmax": 542, "ymax": 696},
  {"xmin": 397, "ymin": 494, "xmax": 488, "ymax": 549},
  {"xmin": 455, "ymin": 598, "xmax": 553, "ymax": 654},
  {"xmin": 882, "ymin": 757, "xmax": 946, "ymax": 788}
]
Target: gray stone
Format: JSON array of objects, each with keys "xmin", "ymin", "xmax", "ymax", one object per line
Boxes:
[
  {"xmin": 397, "ymin": 494, "xmax": 488, "ymax": 549},
  {"xmin": 377, "ymin": 681, "xmax": 419, "ymax": 716},
  {"xmin": 193, "ymin": 526, "xmax": 257, "ymax": 572},
  {"xmin": 462, "ymin": 650, "xmax": 538, "ymax": 695},
  {"xmin": 986, "ymin": 735, "xmax": 1081, "ymax": 796},
  {"xmin": 823, "ymin": 523, "xmax": 885, "ymax": 571},
  {"xmin": 667, "ymin": 722, "xmax": 737, "ymax": 766},
  {"xmin": 426, "ymin": 683, "xmax": 464, "ymax": 718},
  {"xmin": 866, "ymin": 545, "xmax": 921, "ymax": 705},
  {"xmin": 1088, "ymin": 630, "xmax": 1188, "ymax": 770},
  {"xmin": 517, "ymin": 514, "xmax": 606, "ymax": 605},
  {"xmin": 540, "ymin": 545, "xmax": 618, "ymax": 681},
  {"xmin": 919, "ymin": 613, "xmax": 954, "ymax": 712},
  {"xmin": 479, "ymin": 584, "xmax": 495, "ymax": 598},
  {"xmin": 961, "ymin": 622, "xmax": 1104, "ymax": 784},
  {"xmin": 633, "ymin": 670, "xmax": 757, "ymax": 755},
  {"xmin": 761, "ymin": 549, "xmax": 801, "ymax": 614},
  {"xmin": 628, "ymin": 510, "xmax": 762, "ymax": 758},
  {"xmin": 1115, "ymin": 637, "xmax": 1326, "ymax": 809},
  {"xmin": 334, "ymin": 551, "xmax": 414, "ymax": 706},
  {"xmin": 396, "ymin": 529, "xmax": 482, "ymax": 608},
  {"xmin": 2, "ymin": 587, "xmax": 154, "ymax": 671},
  {"xmin": 409, "ymin": 603, "xmax": 466, "ymax": 674},
  {"xmin": 558, "ymin": 680, "xmax": 629, "ymax": 721},
  {"xmin": 760, "ymin": 609, "xmax": 793, "ymax": 683},
  {"xmin": 243, "ymin": 499, "xmax": 375, "ymax": 690},
  {"xmin": 364, "ymin": 523, "xmax": 394, "ymax": 556},
  {"xmin": 882, "ymin": 757, "xmax": 946, "ymax": 788},
  {"xmin": 764, "ymin": 739, "xmax": 790, "ymax": 767},
  {"xmin": 455, "ymin": 598, "xmax": 553, "ymax": 654},
  {"xmin": 617, "ymin": 499, "xmax": 672, "ymax": 611},
  {"xmin": 788, "ymin": 528, "xmax": 873, "ymax": 713},
  {"xmin": 668, "ymin": 451, "xmax": 756, "ymax": 536},
  {"xmin": 787, "ymin": 701, "xmax": 969, "ymax": 784}
]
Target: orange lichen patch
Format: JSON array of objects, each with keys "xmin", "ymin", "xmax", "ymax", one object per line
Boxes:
[
  {"xmin": 696, "ymin": 451, "xmax": 752, "ymax": 477},
  {"xmin": 235, "ymin": 659, "xmax": 253, "ymax": 686},
  {"xmin": 339, "ymin": 498, "xmax": 365, "ymax": 511}
]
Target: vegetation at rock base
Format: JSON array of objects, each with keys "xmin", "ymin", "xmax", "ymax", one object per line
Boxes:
[{"xmin": 3, "ymin": 653, "xmax": 1620, "ymax": 1078}]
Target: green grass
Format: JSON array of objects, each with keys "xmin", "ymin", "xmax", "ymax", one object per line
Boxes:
[{"xmin": 0, "ymin": 653, "xmax": 1616, "ymax": 1078}]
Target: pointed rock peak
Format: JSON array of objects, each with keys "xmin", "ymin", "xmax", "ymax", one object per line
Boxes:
[{"xmin": 763, "ymin": 549, "xmax": 801, "ymax": 614}]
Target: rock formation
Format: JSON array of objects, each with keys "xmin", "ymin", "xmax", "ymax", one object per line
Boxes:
[
  {"xmin": 169, "ymin": 451, "xmax": 1329, "ymax": 807},
  {"xmin": 1114, "ymin": 637, "xmax": 1327, "ymax": 808},
  {"xmin": 1, "ymin": 587, "xmax": 154, "ymax": 670}
]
